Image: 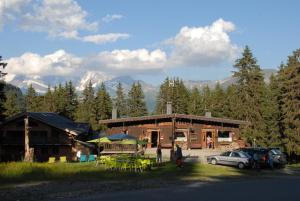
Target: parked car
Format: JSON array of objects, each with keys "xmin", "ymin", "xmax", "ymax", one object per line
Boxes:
[
  {"xmin": 268, "ymin": 148, "xmax": 287, "ymax": 168},
  {"xmin": 237, "ymin": 148, "xmax": 287, "ymax": 168},
  {"xmin": 207, "ymin": 151, "xmax": 251, "ymax": 169}
]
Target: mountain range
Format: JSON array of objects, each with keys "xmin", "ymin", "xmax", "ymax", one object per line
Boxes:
[{"xmin": 4, "ymin": 69, "xmax": 277, "ymax": 112}]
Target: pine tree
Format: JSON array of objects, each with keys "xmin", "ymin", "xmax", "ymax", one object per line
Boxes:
[
  {"xmin": 114, "ymin": 82, "xmax": 127, "ymax": 117},
  {"xmin": 202, "ymin": 85, "xmax": 212, "ymax": 114},
  {"xmin": 3, "ymin": 90, "xmax": 22, "ymax": 117},
  {"xmin": 95, "ymin": 83, "xmax": 112, "ymax": 121},
  {"xmin": 233, "ymin": 46, "xmax": 267, "ymax": 146},
  {"xmin": 277, "ymin": 49, "xmax": 300, "ymax": 155},
  {"xmin": 64, "ymin": 81, "xmax": 78, "ymax": 120},
  {"xmin": 25, "ymin": 84, "xmax": 40, "ymax": 112},
  {"xmin": 75, "ymin": 81, "xmax": 97, "ymax": 129},
  {"xmin": 155, "ymin": 77, "xmax": 171, "ymax": 114},
  {"xmin": 127, "ymin": 82, "xmax": 148, "ymax": 117},
  {"xmin": 261, "ymin": 74, "xmax": 281, "ymax": 147},
  {"xmin": 43, "ymin": 86, "xmax": 55, "ymax": 112},
  {"xmin": 188, "ymin": 87, "xmax": 203, "ymax": 115},
  {"xmin": 0, "ymin": 56, "xmax": 8, "ymax": 120},
  {"xmin": 211, "ymin": 83, "xmax": 225, "ymax": 117},
  {"xmin": 222, "ymin": 85, "xmax": 240, "ymax": 119},
  {"xmin": 53, "ymin": 83, "xmax": 67, "ymax": 115},
  {"xmin": 155, "ymin": 77, "xmax": 190, "ymax": 114}
]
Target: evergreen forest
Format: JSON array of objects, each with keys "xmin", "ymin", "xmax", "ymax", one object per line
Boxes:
[{"xmin": 1, "ymin": 47, "xmax": 299, "ymax": 155}]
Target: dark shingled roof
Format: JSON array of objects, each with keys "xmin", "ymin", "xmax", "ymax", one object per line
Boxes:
[
  {"xmin": 99, "ymin": 113, "xmax": 249, "ymax": 125},
  {"xmin": 2, "ymin": 112, "xmax": 90, "ymax": 136}
]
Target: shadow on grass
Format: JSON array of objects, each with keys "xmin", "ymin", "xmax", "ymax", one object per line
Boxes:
[{"xmin": 0, "ymin": 161, "xmax": 293, "ymax": 187}]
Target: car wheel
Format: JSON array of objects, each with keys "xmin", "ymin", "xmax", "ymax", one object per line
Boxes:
[
  {"xmin": 238, "ymin": 162, "xmax": 245, "ymax": 169},
  {"xmin": 211, "ymin": 158, "xmax": 217, "ymax": 165}
]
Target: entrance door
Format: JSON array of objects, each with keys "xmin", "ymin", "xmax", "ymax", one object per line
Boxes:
[
  {"xmin": 151, "ymin": 131, "xmax": 159, "ymax": 147},
  {"xmin": 202, "ymin": 129, "xmax": 216, "ymax": 149}
]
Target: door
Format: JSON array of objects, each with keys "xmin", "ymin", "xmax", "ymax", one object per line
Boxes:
[
  {"xmin": 219, "ymin": 151, "xmax": 231, "ymax": 165},
  {"xmin": 151, "ymin": 131, "xmax": 159, "ymax": 148},
  {"xmin": 202, "ymin": 129, "xmax": 216, "ymax": 148},
  {"xmin": 228, "ymin": 152, "xmax": 241, "ymax": 166}
]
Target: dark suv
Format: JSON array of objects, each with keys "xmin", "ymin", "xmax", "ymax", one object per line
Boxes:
[{"xmin": 237, "ymin": 148, "xmax": 287, "ymax": 168}]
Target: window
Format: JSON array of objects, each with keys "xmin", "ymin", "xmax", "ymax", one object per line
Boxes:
[
  {"xmin": 231, "ymin": 152, "xmax": 240, "ymax": 157},
  {"xmin": 190, "ymin": 134, "xmax": 198, "ymax": 142},
  {"xmin": 218, "ymin": 131, "xmax": 233, "ymax": 142},
  {"xmin": 221, "ymin": 151, "xmax": 231, "ymax": 156},
  {"xmin": 174, "ymin": 131, "xmax": 187, "ymax": 141}
]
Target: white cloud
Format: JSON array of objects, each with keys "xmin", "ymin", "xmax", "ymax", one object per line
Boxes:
[
  {"xmin": 6, "ymin": 50, "xmax": 82, "ymax": 77},
  {"xmin": 85, "ymin": 49, "xmax": 167, "ymax": 74},
  {"xmin": 5, "ymin": 48, "xmax": 167, "ymax": 83},
  {"xmin": 167, "ymin": 18, "xmax": 238, "ymax": 67},
  {"xmin": 82, "ymin": 33, "xmax": 130, "ymax": 44},
  {"xmin": 0, "ymin": 0, "xmax": 31, "ymax": 29},
  {"xmin": 102, "ymin": 14, "xmax": 123, "ymax": 23},
  {"xmin": 21, "ymin": 0, "xmax": 98, "ymax": 39},
  {"xmin": 1, "ymin": 1, "xmax": 130, "ymax": 44},
  {"xmin": 4, "ymin": 19, "xmax": 240, "ymax": 83}
]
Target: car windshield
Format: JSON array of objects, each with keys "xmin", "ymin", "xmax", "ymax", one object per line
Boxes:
[
  {"xmin": 270, "ymin": 149, "xmax": 282, "ymax": 155},
  {"xmin": 237, "ymin": 151, "xmax": 249, "ymax": 158},
  {"xmin": 221, "ymin": 151, "xmax": 231, "ymax": 156}
]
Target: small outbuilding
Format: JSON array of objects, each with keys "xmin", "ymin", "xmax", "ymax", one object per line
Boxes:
[{"xmin": 0, "ymin": 112, "xmax": 93, "ymax": 162}]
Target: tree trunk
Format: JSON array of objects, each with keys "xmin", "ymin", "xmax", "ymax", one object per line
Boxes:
[{"xmin": 24, "ymin": 116, "xmax": 33, "ymax": 162}]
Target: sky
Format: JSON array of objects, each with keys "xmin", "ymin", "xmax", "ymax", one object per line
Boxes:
[{"xmin": 0, "ymin": 0, "xmax": 299, "ymax": 85}]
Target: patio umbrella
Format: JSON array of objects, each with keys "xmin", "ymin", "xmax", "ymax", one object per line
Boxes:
[
  {"xmin": 120, "ymin": 139, "xmax": 137, "ymax": 145},
  {"xmin": 107, "ymin": 133, "xmax": 136, "ymax": 141},
  {"xmin": 87, "ymin": 137, "xmax": 111, "ymax": 143},
  {"xmin": 137, "ymin": 140, "xmax": 149, "ymax": 145}
]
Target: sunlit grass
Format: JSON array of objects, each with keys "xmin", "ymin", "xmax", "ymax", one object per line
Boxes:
[
  {"xmin": 287, "ymin": 163, "xmax": 300, "ymax": 168},
  {"xmin": 0, "ymin": 161, "xmax": 247, "ymax": 186}
]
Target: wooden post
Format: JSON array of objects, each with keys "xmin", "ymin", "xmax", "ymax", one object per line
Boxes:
[
  {"xmin": 170, "ymin": 116, "xmax": 175, "ymax": 161},
  {"xmin": 24, "ymin": 116, "xmax": 32, "ymax": 162}
]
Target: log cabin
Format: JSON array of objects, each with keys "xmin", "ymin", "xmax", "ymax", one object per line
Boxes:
[
  {"xmin": 0, "ymin": 112, "xmax": 93, "ymax": 162},
  {"xmin": 99, "ymin": 113, "xmax": 248, "ymax": 150}
]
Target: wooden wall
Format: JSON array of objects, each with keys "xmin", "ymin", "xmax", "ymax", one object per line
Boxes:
[{"xmin": 103, "ymin": 118, "xmax": 242, "ymax": 150}]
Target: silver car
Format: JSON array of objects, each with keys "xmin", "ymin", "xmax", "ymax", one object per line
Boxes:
[{"xmin": 207, "ymin": 151, "xmax": 251, "ymax": 169}]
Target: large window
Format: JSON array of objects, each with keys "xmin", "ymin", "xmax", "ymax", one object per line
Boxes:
[
  {"xmin": 217, "ymin": 131, "xmax": 233, "ymax": 142},
  {"xmin": 174, "ymin": 131, "xmax": 187, "ymax": 141}
]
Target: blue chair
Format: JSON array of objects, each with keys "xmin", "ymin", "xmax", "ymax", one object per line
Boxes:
[
  {"xmin": 88, "ymin": 155, "xmax": 95, "ymax": 162},
  {"xmin": 80, "ymin": 155, "xmax": 87, "ymax": 162}
]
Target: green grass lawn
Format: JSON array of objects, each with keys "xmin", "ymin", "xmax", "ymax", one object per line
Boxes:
[
  {"xmin": 287, "ymin": 163, "xmax": 300, "ymax": 168},
  {"xmin": 0, "ymin": 161, "xmax": 246, "ymax": 186}
]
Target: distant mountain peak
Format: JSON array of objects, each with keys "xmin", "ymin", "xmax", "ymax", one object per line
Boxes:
[{"xmin": 76, "ymin": 71, "xmax": 113, "ymax": 91}]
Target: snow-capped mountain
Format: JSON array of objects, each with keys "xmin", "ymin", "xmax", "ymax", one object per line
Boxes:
[
  {"xmin": 4, "ymin": 69, "xmax": 277, "ymax": 111},
  {"xmin": 76, "ymin": 71, "xmax": 113, "ymax": 91}
]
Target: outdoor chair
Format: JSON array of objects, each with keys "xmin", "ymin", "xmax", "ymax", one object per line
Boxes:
[
  {"xmin": 88, "ymin": 155, "xmax": 96, "ymax": 162},
  {"xmin": 80, "ymin": 155, "xmax": 87, "ymax": 162},
  {"xmin": 60, "ymin": 156, "xmax": 67, "ymax": 163},
  {"xmin": 48, "ymin": 157, "xmax": 55, "ymax": 163}
]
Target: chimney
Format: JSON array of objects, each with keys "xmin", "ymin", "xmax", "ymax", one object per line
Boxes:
[
  {"xmin": 205, "ymin": 112, "xmax": 212, "ymax": 118},
  {"xmin": 112, "ymin": 108, "xmax": 117, "ymax": 119},
  {"xmin": 166, "ymin": 102, "xmax": 172, "ymax": 114}
]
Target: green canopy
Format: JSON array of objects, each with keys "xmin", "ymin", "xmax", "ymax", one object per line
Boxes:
[
  {"xmin": 87, "ymin": 137, "xmax": 111, "ymax": 143},
  {"xmin": 120, "ymin": 139, "xmax": 149, "ymax": 145},
  {"xmin": 137, "ymin": 140, "xmax": 149, "ymax": 145},
  {"xmin": 120, "ymin": 139, "xmax": 137, "ymax": 145}
]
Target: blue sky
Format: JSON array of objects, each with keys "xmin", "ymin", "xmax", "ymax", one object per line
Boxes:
[{"xmin": 1, "ymin": 0, "xmax": 299, "ymax": 85}]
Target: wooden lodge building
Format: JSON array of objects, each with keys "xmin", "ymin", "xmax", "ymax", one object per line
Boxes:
[
  {"xmin": 0, "ymin": 112, "xmax": 93, "ymax": 162},
  {"xmin": 99, "ymin": 113, "xmax": 248, "ymax": 150}
]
